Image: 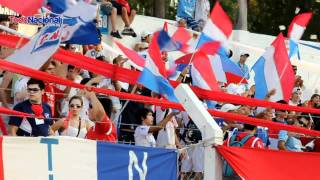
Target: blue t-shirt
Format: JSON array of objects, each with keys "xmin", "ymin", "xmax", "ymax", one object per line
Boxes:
[
  {"xmin": 177, "ymin": 0, "xmax": 196, "ymax": 19},
  {"xmin": 278, "ymin": 130, "xmax": 303, "ymax": 152},
  {"xmin": 9, "ymin": 100, "xmax": 53, "ymax": 137}
]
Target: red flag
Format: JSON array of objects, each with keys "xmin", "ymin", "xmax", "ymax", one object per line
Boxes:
[
  {"xmin": 217, "ymin": 145, "xmax": 320, "ymax": 180},
  {"xmin": 163, "ymin": 21, "xmax": 168, "ymax": 32},
  {"xmin": 0, "ymin": 0, "xmax": 43, "ymax": 16},
  {"xmin": 115, "ymin": 41, "xmax": 146, "ymax": 70}
]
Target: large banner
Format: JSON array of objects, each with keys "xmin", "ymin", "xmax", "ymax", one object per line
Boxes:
[
  {"xmin": 0, "ymin": 137, "xmax": 177, "ymax": 180},
  {"xmin": 217, "ymin": 145, "xmax": 320, "ymax": 180}
]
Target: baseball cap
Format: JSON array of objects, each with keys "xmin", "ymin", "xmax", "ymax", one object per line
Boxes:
[
  {"xmin": 220, "ymin": 104, "xmax": 241, "ymax": 112},
  {"xmin": 240, "ymin": 52, "xmax": 250, "ymax": 57},
  {"xmin": 141, "ymin": 31, "xmax": 152, "ymax": 39}
]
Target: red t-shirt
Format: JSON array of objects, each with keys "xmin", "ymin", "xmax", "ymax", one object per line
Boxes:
[
  {"xmin": 43, "ymin": 83, "xmax": 63, "ymax": 117},
  {"xmin": 225, "ymin": 132, "xmax": 265, "ymax": 149},
  {"xmin": 86, "ymin": 115, "xmax": 117, "ymax": 142}
]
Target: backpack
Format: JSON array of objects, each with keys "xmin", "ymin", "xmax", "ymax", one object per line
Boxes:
[{"xmin": 223, "ymin": 130, "xmax": 253, "ymax": 177}]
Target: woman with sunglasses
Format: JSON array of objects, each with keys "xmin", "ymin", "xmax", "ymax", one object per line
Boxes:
[{"xmin": 52, "ymin": 96, "xmax": 93, "ymax": 138}]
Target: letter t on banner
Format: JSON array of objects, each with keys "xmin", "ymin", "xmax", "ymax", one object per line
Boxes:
[{"xmin": 41, "ymin": 138, "xmax": 59, "ymax": 180}]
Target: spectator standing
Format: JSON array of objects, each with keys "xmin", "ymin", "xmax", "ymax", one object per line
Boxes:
[
  {"xmin": 134, "ymin": 108, "xmax": 176, "ymax": 147},
  {"xmin": 176, "ymin": 0, "xmax": 200, "ymax": 31},
  {"xmin": 238, "ymin": 53, "xmax": 250, "ymax": 80},
  {"xmin": 195, "ymin": 0, "xmax": 210, "ymax": 30}
]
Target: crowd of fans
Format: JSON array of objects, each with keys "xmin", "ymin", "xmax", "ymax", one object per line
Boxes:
[{"xmin": 0, "ymin": 0, "xmax": 319, "ymax": 179}]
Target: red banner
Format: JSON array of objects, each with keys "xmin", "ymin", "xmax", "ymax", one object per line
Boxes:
[
  {"xmin": 217, "ymin": 145, "xmax": 320, "ymax": 180},
  {"xmin": 1, "ymin": 34, "xmax": 319, "ymax": 115},
  {"xmin": 1, "ymin": 59, "xmax": 320, "ymax": 137}
]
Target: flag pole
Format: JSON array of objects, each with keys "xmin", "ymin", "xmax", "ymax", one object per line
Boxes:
[{"xmin": 238, "ymin": 67, "xmax": 252, "ymax": 84}]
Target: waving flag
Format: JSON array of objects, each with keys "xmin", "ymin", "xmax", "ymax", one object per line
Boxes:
[
  {"xmin": 6, "ymin": 25, "xmax": 62, "ymax": 70},
  {"xmin": 176, "ymin": 48, "xmax": 246, "ymax": 84},
  {"xmin": 191, "ymin": 51, "xmax": 220, "ymax": 91},
  {"xmin": 46, "ymin": 0, "xmax": 77, "ymax": 14},
  {"xmin": 138, "ymin": 32, "xmax": 178, "ymax": 102},
  {"xmin": 197, "ymin": 1, "xmax": 233, "ymax": 48},
  {"xmin": 6, "ymin": 1, "xmax": 98, "ymax": 70},
  {"xmin": 58, "ymin": 1, "xmax": 100, "ymax": 45},
  {"xmin": 0, "ymin": 137, "xmax": 177, "ymax": 180},
  {"xmin": 253, "ymin": 33, "xmax": 295, "ymax": 102},
  {"xmin": 116, "ymin": 41, "xmax": 146, "ymax": 70},
  {"xmin": 288, "ymin": 12, "xmax": 312, "ymax": 59},
  {"xmin": 0, "ymin": 0, "xmax": 43, "ymax": 16}
]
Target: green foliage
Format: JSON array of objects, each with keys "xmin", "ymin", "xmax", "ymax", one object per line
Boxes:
[{"xmin": 130, "ymin": 0, "xmax": 320, "ymax": 40}]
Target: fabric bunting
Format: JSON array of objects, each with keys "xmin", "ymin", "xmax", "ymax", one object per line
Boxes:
[
  {"xmin": 1, "ymin": 59, "xmax": 320, "ymax": 137},
  {"xmin": 0, "ymin": 34, "xmax": 320, "ymax": 115}
]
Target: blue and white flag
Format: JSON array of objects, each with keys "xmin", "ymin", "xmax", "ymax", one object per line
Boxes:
[
  {"xmin": 0, "ymin": 137, "xmax": 177, "ymax": 180},
  {"xmin": 47, "ymin": 0, "xmax": 100, "ymax": 45},
  {"xmin": 7, "ymin": 1, "xmax": 98, "ymax": 69}
]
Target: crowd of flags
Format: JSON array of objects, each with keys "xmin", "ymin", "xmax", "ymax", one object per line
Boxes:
[{"xmin": 0, "ymin": 0, "xmax": 314, "ymax": 104}]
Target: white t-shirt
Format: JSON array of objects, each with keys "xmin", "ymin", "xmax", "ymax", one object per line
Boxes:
[
  {"xmin": 134, "ymin": 125, "xmax": 156, "ymax": 147},
  {"xmin": 13, "ymin": 76, "xmax": 29, "ymax": 105}
]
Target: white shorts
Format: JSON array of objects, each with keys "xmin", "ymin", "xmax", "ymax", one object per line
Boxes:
[{"xmin": 181, "ymin": 145, "xmax": 204, "ymax": 173}]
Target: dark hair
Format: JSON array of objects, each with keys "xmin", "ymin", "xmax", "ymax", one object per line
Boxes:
[
  {"xmin": 297, "ymin": 113, "xmax": 310, "ymax": 121},
  {"xmin": 98, "ymin": 96, "xmax": 113, "ymax": 118},
  {"xmin": 80, "ymin": 78, "xmax": 91, "ymax": 85},
  {"xmin": 27, "ymin": 78, "xmax": 45, "ymax": 90},
  {"xmin": 69, "ymin": 95, "xmax": 83, "ymax": 106},
  {"xmin": 310, "ymin": 94, "xmax": 320, "ymax": 101},
  {"xmin": 96, "ymin": 56, "xmax": 106, "ymax": 61},
  {"xmin": 276, "ymin": 100, "xmax": 288, "ymax": 104},
  {"xmin": 137, "ymin": 108, "xmax": 153, "ymax": 125},
  {"xmin": 67, "ymin": 64, "xmax": 75, "ymax": 71},
  {"xmin": 243, "ymin": 123, "xmax": 256, "ymax": 131}
]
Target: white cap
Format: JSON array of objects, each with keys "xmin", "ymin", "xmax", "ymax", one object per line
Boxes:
[
  {"xmin": 220, "ymin": 104, "xmax": 241, "ymax": 112},
  {"xmin": 141, "ymin": 31, "xmax": 152, "ymax": 39},
  {"xmin": 227, "ymin": 83, "xmax": 246, "ymax": 95}
]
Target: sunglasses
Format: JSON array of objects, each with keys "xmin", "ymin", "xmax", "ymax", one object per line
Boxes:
[
  {"xmin": 27, "ymin": 88, "xmax": 40, "ymax": 93},
  {"xmin": 69, "ymin": 104, "xmax": 82, "ymax": 109}
]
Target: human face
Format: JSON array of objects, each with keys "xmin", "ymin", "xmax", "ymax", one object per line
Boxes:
[
  {"xmin": 239, "ymin": 55, "xmax": 248, "ymax": 64},
  {"xmin": 312, "ymin": 96, "xmax": 320, "ymax": 106},
  {"xmin": 142, "ymin": 112, "xmax": 154, "ymax": 126},
  {"xmin": 69, "ymin": 99, "xmax": 82, "ymax": 116},
  {"xmin": 291, "ymin": 93, "xmax": 300, "ymax": 102},
  {"xmin": 45, "ymin": 63, "xmax": 56, "ymax": 75},
  {"xmin": 27, "ymin": 84, "xmax": 43, "ymax": 104}
]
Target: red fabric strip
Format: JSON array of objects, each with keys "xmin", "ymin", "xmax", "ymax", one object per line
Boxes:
[
  {"xmin": 217, "ymin": 145, "xmax": 320, "ymax": 180},
  {"xmin": 0, "ymin": 117, "xmax": 7, "ymax": 136},
  {"xmin": 1, "ymin": 59, "xmax": 320, "ymax": 137},
  {"xmin": 1, "ymin": 34, "xmax": 320, "ymax": 115},
  {"xmin": 0, "ymin": 137, "xmax": 3, "ymax": 180}
]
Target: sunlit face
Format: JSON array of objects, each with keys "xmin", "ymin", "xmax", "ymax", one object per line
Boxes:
[
  {"xmin": 44, "ymin": 63, "xmax": 56, "ymax": 75},
  {"xmin": 239, "ymin": 55, "xmax": 248, "ymax": 64},
  {"xmin": 312, "ymin": 96, "xmax": 320, "ymax": 106},
  {"xmin": 27, "ymin": 84, "xmax": 43, "ymax": 103},
  {"xmin": 142, "ymin": 112, "xmax": 154, "ymax": 126},
  {"xmin": 69, "ymin": 99, "xmax": 82, "ymax": 116}
]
